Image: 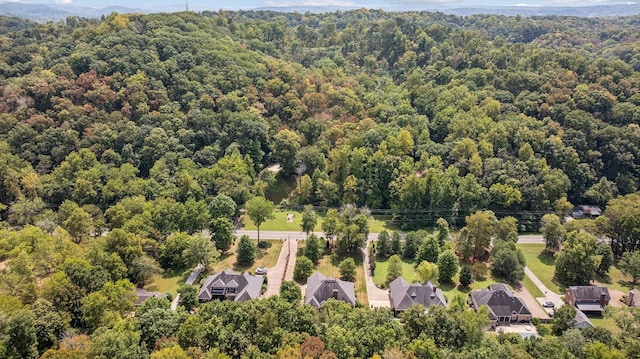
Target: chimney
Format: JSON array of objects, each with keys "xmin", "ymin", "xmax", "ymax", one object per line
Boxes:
[
  {"xmin": 332, "ymin": 289, "xmax": 338, "ymax": 299},
  {"xmin": 627, "ymin": 291, "xmax": 634, "ymax": 307},
  {"xmin": 600, "ymin": 292, "xmax": 607, "ymax": 307}
]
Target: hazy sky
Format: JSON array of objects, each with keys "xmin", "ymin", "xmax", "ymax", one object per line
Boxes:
[{"xmin": 4, "ymin": 0, "xmax": 636, "ymax": 10}]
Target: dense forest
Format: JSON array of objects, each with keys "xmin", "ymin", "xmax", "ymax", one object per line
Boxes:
[{"xmin": 1, "ymin": 9, "xmax": 640, "ymax": 359}]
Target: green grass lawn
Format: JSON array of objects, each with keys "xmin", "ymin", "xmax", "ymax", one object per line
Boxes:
[
  {"xmin": 211, "ymin": 239, "xmax": 283, "ymax": 274},
  {"xmin": 242, "ymin": 209, "xmax": 399, "ymax": 234},
  {"xmin": 522, "ymin": 275, "xmax": 544, "ymax": 298},
  {"xmin": 595, "ymin": 265, "xmax": 635, "ymax": 293},
  {"xmin": 517, "ymin": 243, "xmax": 564, "ymax": 294},
  {"xmin": 145, "ymin": 269, "xmax": 190, "ymax": 296},
  {"xmin": 590, "ymin": 317, "xmax": 621, "ymax": 333}
]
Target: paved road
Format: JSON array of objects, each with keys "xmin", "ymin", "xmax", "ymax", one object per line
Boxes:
[
  {"xmin": 363, "ymin": 240, "xmax": 391, "ymax": 308},
  {"xmin": 263, "ymin": 239, "xmax": 293, "ymax": 297},
  {"xmin": 236, "ymin": 230, "xmax": 545, "ymax": 244}
]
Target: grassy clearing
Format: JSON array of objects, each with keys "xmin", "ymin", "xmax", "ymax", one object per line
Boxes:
[
  {"xmin": 517, "ymin": 244, "xmax": 563, "ymax": 294},
  {"xmin": 595, "ymin": 265, "xmax": 635, "ymax": 293},
  {"xmin": 590, "ymin": 317, "xmax": 621, "ymax": 333},
  {"xmin": 242, "ymin": 210, "xmax": 399, "ymax": 234},
  {"xmin": 145, "ymin": 269, "xmax": 189, "ymax": 296},
  {"xmin": 211, "ymin": 239, "xmax": 283, "ymax": 274}
]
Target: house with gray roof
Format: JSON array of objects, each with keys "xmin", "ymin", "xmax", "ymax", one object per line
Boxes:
[
  {"xmin": 469, "ymin": 284, "xmax": 531, "ymax": 327},
  {"xmin": 135, "ymin": 288, "xmax": 166, "ymax": 306},
  {"xmin": 388, "ymin": 277, "xmax": 447, "ymax": 312},
  {"xmin": 198, "ymin": 269, "xmax": 263, "ymax": 302},
  {"xmin": 573, "ymin": 309, "xmax": 594, "ymax": 329},
  {"xmin": 565, "ymin": 286, "xmax": 610, "ymax": 315},
  {"xmin": 305, "ymin": 272, "xmax": 356, "ymax": 308}
]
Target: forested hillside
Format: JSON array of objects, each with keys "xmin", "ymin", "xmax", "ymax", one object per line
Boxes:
[{"xmin": 0, "ymin": 9, "xmax": 640, "ymax": 358}]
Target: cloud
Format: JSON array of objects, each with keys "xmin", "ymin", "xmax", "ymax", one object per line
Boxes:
[
  {"xmin": 55, "ymin": 0, "xmax": 73, "ymax": 3},
  {"xmin": 264, "ymin": 0, "xmax": 356, "ymax": 6}
]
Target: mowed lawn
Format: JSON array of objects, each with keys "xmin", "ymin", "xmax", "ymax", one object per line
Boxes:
[
  {"xmin": 595, "ymin": 264, "xmax": 635, "ymax": 293},
  {"xmin": 243, "ymin": 210, "xmax": 399, "ymax": 234},
  {"xmin": 145, "ymin": 269, "xmax": 189, "ymax": 296},
  {"xmin": 372, "ymin": 255, "xmax": 501, "ymax": 302},
  {"xmin": 211, "ymin": 239, "xmax": 283, "ymax": 274},
  {"xmin": 517, "ymin": 243, "xmax": 564, "ymax": 294}
]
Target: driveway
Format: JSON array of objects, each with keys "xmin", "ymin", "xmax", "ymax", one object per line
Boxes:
[
  {"xmin": 263, "ymin": 239, "xmax": 295, "ymax": 297},
  {"xmin": 363, "ymin": 240, "xmax": 391, "ymax": 308},
  {"xmin": 524, "ymin": 267, "xmax": 564, "ymax": 308},
  {"xmin": 283, "ymin": 239, "xmax": 299, "ymax": 281},
  {"xmin": 514, "ymin": 285, "xmax": 550, "ymax": 320}
]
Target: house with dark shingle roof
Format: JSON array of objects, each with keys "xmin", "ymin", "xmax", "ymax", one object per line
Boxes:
[
  {"xmin": 565, "ymin": 286, "xmax": 610, "ymax": 315},
  {"xmin": 135, "ymin": 288, "xmax": 167, "ymax": 306},
  {"xmin": 305, "ymin": 272, "xmax": 356, "ymax": 308},
  {"xmin": 573, "ymin": 309, "xmax": 594, "ymax": 329},
  {"xmin": 198, "ymin": 269, "xmax": 263, "ymax": 302},
  {"xmin": 388, "ymin": 277, "xmax": 447, "ymax": 312},
  {"xmin": 469, "ymin": 284, "xmax": 531, "ymax": 327}
]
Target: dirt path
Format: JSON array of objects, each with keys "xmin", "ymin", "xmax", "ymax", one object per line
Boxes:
[{"xmin": 363, "ymin": 239, "xmax": 390, "ymax": 308}]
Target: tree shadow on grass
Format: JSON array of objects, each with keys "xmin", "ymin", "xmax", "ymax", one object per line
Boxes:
[{"xmin": 537, "ymin": 251, "xmax": 556, "ymax": 266}]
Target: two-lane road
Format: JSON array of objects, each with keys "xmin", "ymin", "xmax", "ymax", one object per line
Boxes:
[{"xmin": 234, "ymin": 229, "xmax": 545, "ymax": 244}]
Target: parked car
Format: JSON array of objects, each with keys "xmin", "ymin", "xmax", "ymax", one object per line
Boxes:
[
  {"xmin": 255, "ymin": 267, "xmax": 268, "ymax": 275},
  {"xmin": 543, "ymin": 301, "xmax": 555, "ymax": 308}
]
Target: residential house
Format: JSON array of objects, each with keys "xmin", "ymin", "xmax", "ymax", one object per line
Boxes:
[
  {"xmin": 573, "ymin": 309, "xmax": 594, "ymax": 329},
  {"xmin": 198, "ymin": 269, "xmax": 263, "ymax": 302},
  {"xmin": 135, "ymin": 288, "xmax": 166, "ymax": 306},
  {"xmin": 565, "ymin": 286, "xmax": 610, "ymax": 315},
  {"xmin": 469, "ymin": 284, "xmax": 532, "ymax": 327},
  {"xmin": 305, "ymin": 271, "xmax": 356, "ymax": 308},
  {"xmin": 626, "ymin": 289, "xmax": 640, "ymax": 307},
  {"xmin": 571, "ymin": 205, "xmax": 602, "ymax": 219},
  {"xmin": 388, "ymin": 277, "xmax": 447, "ymax": 312}
]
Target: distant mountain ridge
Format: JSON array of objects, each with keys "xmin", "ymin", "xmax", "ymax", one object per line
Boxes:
[{"xmin": 2, "ymin": 2, "xmax": 640, "ymax": 22}]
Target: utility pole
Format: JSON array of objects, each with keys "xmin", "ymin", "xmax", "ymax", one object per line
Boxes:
[{"xmin": 185, "ymin": 0, "xmax": 189, "ymax": 11}]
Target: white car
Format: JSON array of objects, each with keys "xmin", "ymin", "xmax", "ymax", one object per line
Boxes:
[{"xmin": 255, "ymin": 267, "xmax": 268, "ymax": 275}]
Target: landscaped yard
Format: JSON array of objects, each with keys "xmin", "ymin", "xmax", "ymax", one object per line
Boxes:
[
  {"xmin": 371, "ymin": 254, "xmax": 501, "ymax": 302},
  {"xmin": 517, "ymin": 243, "xmax": 563, "ymax": 294},
  {"xmin": 211, "ymin": 239, "xmax": 283, "ymax": 274},
  {"xmin": 590, "ymin": 316, "xmax": 621, "ymax": 333},
  {"xmin": 144, "ymin": 269, "xmax": 189, "ymax": 296},
  {"xmin": 242, "ymin": 209, "xmax": 399, "ymax": 234},
  {"xmin": 595, "ymin": 264, "xmax": 635, "ymax": 293}
]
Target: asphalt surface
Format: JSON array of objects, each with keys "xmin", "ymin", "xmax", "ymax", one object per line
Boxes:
[{"xmin": 235, "ymin": 230, "xmax": 545, "ymax": 244}]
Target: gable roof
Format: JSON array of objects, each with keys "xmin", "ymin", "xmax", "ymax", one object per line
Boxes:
[
  {"xmin": 574, "ymin": 309, "xmax": 594, "ymax": 329},
  {"xmin": 305, "ymin": 271, "xmax": 356, "ymax": 308},
  {"xmin": 470, "ymin": 284, "xmax": 531, "ymax": 320},
  {"xmin": 567, "ymin": 286, "xmax": 611, "ymax": 302},
  {"xmin": 389, "ymin": 277, "xmax": 447, "ymax": 311},
  {"xmin": 198, "ymin": 269, "xmax": 263, "ymax": 302},
  {"xmin": 135, "ymin": 287, "xmax": 166, "ymax": 306}
]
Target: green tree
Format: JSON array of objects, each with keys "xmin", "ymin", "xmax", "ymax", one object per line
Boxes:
[
  {"xmin": 301, "ymin": 205, "xmax": 318, "ymax": 235},
  {"xmin": 390, "ymin": 231, "xmax": 402, "ymax": 256},
  {"xmin": 4, "ymin": 309, "xmax": 38, "ymax": 359},
  {"xmin": 416, "ymin": 236, "xmax": 440, "ymax": 264},
  {"xmin": 63, "ymin": 207, "xmax": 94, "ymax": 243},
  {"xmin": 541, "ymin": 214, "xmax": 565, "ymax": 252},
  {"xmin": 272, "ymin": 129, "xmax": 302, "ymax": 176},
  {"xmin": 208, "ymin": 194, "xmax": 237, "ymax": 220},
  {"xmin": 280, "ymin": 280, "xmax": 302, "ymax": 304},
  {"xmin": 338, "ymin": 258, "xmax": 356, "ymax": 282},
  {"xmin": 437, "ymin": 250, "xmax": 459, "ymax": 283},
  {"xmin": 305, "ymin": 234, "xmax": 321, "ymax": 265},
  {"xmin": 245, "ymin": 196, "xmax": 275, "ymax": 246},
  {"xmin": 182, "ymin": 234, "xmax": 219, "ymax": 268},
  {"xmin": 177, "ymin": 285, "xmax": 198, "ymax": 312},
  {"xmin": 491, "ymin": 241, "xmax": 525, "ymax": 283},
  {"xmin": 464, "ymin": 210, "xmax": 496, "ymax": 260},
  {"xmin": 89, "ymin": 320, "xmax": 148, "ymax": 359},
  {"xmin": 596, "ymin": 243, "xmax": 614, "ymax": 276},
  {"xmin": 435, "ymin": 218, "xmax": 449, "ymax": 247},
  {"xmin": 377, "ymin": 230, "xmax": 390, "ymax": 258},
  {"xmin": 386, "ymin": 255, "xmax": 403, "ymax": 284},
  {"xmin": 604, "ymin": 193, "xmax": 640, "ymax": 257},
  {"xmin": 416, "ymin": 261, "xmax": 439, "ymax": 284},
  {"xmin": 555, "ymin": 231, "xmax": 599, "ymax": 285},
  {"xmin": 294, "ymin": 256, "xmax": 314, "ymax": 281},
  {"xmin": 236, "ymin": 234, "xmax": 256, "ymax": 266},
  {"xmin": 322, "ymin": 208, "xmax": 339, "ymax": 244},
  {"xmin": 32, "ymin": 299, "xmax": 68, "ymax": 355},
  {"xmin": 619, "ymin": 251, "xmax": 640, "ymax": 284},
  {"xmin": 210, "ymin": 217, "xmax": 234, "ymax": 253},
  {"xmin": 459, "ymin": 266, "xmax": 472, "ymax": 288},
  {"xmin": 139, "ymin": 306, "xmax": 182, "ymax": 349},
  {"xmin": 552, "ymin": 305, "xmax": 577, "ymax": 336},
  {"xmin": 495, "ymin": 216, "xmax": 518, "ymax": 242},
  {"xmin": 403, "ymin": 232, "xmax": 422, "ymax": 259}
]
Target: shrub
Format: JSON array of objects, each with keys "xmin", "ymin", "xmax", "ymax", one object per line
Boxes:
[{"xmin": 294, "ymin": 256, "xmax": 314, "ymax": 281}]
